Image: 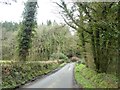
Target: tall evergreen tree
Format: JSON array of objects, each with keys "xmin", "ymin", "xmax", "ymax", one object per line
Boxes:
[{"xmin": 17, "ymin": 0, "xmax": 37, "ymax": 61}]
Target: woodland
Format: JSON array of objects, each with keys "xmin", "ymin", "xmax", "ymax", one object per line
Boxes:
[{"xmin": 0, "ymin": 0, "xmax": 120, "ymax": 89}]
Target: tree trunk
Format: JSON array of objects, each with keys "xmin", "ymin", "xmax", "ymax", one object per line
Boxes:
[
  {"xmin": 95, "ymin": 29, "xmax": 100, "ymax": 72},
  {"xmin": 81, "ymin": 31, "xmax": 88, "ymax": 67},
  {"xmin": 91, "ymin": 30, "xmax": 97, "ymax": 70},
  {"xmin": 117, "ymin": 1, "xmax": 120, "ymax": 88}
]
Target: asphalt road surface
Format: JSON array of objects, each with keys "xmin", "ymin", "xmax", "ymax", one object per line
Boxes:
[{"xmin": 19, "ymin": 63, "xmax": 76, "ymax": 88}]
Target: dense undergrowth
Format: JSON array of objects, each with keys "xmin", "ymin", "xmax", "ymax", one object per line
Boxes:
[
  {"xmin": 2, "ymin": 61, "xmax": 61, "ymax": 89},
  {"xmin": 75, "ymin": 63, "xmax": 118, "ymax": 88}
]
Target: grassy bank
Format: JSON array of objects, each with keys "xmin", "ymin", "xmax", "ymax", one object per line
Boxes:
[
  {"xmin": 2, "ymin": 61, "xmax": 62, "ymax": 89},
  {"xmin": 74, "ymin": 63, "xmax": 118, "ymax": 88}
]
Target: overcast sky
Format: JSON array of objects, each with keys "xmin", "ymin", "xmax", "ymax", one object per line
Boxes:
[{"xmin": 0, "ymin": 0, "xmax": 64, "ymax": 24}]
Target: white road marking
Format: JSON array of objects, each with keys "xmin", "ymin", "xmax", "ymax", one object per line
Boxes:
[{"xmin": 68, "ymin": 66, "xmax": 71, "ymax": 71}]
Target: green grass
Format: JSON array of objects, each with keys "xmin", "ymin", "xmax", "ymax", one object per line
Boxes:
[
  {"xmin": 74, "ymin": 63, "xmax": 118, "ymax": 88},
  {"xmin": 75, "ymin": 64, "xmax": 94, "ymax": 88}
]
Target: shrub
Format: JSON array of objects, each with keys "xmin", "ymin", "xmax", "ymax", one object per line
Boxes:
[
  {"xmin": 70, "ymin": 56, "xmax": 80, "ymax": 62},
  {"xmin": 50, "ymin": 53, "xmax": 68, "ymax": 61}
]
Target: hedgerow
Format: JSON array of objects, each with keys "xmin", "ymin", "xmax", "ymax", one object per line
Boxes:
[
  {"xmin": 75, "ymin": 64, "xmax": 118, "ymax": 88},
  {"xmin": 2, "ymin": 61, "xmax": 60, "ymax": 88}
]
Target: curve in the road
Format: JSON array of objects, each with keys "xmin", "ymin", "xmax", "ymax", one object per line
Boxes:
[{"xmin": 19, "ymin": 63, "xmax": 76, "ymax": 88}]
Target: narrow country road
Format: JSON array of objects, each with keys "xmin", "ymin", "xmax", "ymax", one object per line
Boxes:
[{"xmin": 18, "ymin": 63, "xmax": 76, "ymax": 88}]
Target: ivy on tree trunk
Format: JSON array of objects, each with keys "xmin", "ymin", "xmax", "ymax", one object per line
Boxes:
[{"xmin": 17, "ymin": 0, "xmax": 37, "ymax": 61}]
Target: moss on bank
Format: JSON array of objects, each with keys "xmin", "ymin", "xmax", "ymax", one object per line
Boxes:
[
  {"xmin": 2, "ymin": 61, "xmax": 61, "ymax": 89},
  {"xmin": 74, "ymin": 63, "xmax": 118, "ymax": 88}
]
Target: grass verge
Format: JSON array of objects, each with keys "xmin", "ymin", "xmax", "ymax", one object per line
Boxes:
[{"xmin": 74, "ymin": 63, "xmax": 118, "ymax": 88}]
